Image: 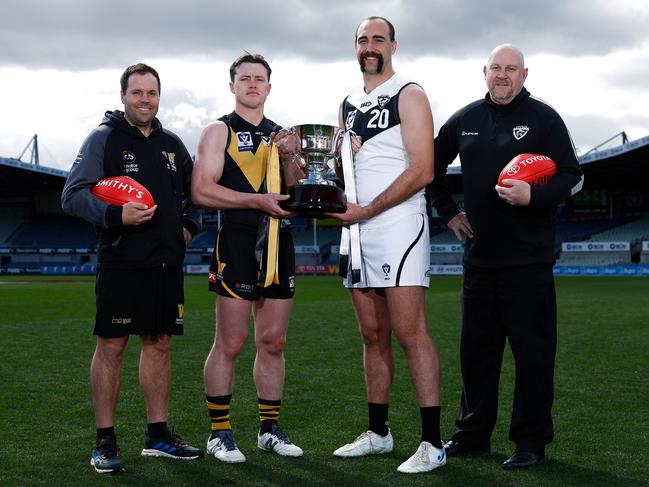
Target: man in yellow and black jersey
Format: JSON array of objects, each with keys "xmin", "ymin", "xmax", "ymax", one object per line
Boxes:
[{"xmin": 192, "ymin": 53, "xmax": 304, "ymax": 463}]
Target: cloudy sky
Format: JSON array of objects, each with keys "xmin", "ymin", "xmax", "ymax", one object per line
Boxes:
[{"xmin": 2, "ymin": 0, "xmax": 649, "ymax": 171}]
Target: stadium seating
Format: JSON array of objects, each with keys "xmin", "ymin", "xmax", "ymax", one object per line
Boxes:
[
  {"xmin": 9, "ymin": 214, "xmax": 97, "ymax": 248},
  {"xmin": 429, "ymin": 230, "xmax": 459, "ymax": 244},
  {"xmin": 554, "ymin": 218, "xmax": 629, "ymax": 247},
  {"xmin": 0, "ymin": 208, "xmax": 28, "ymax": 245},
  {"xmin": 586, "ymin": 216, "xmax": 649, "ymax": 244},
  {"xmin": 189, "ymin": 228, "xmax": 216, "ymax": 249}
]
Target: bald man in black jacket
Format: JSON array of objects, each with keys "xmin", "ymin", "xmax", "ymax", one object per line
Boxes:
[{"xmin": 428, "ymin": 44, "xmax": 583, "ymax": 470}]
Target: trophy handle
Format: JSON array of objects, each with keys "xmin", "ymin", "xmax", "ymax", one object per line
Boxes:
[{"xmin": 275, "ymin": 128, "xmax": 306, "ymax": 189}]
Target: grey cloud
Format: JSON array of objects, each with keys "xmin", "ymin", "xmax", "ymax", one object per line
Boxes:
[
  {"xmin": 565, "ymin": 113, "xmax": 649, "ymax": 155},
  {"xmin": 3, "ymin": 0, "xmax": 648, "ymax": 69}
]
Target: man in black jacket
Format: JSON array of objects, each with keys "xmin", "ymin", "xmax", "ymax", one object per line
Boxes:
[
  {"xmin": 61, "ymin": 63, "xmax": 203, "ymax": 473},
  {"xmin": 428, "ymin": 44, "xmax": 583, "ymax": 470}
]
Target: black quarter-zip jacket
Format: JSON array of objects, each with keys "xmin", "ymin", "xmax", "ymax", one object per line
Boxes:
[
  {"xmin": 428, "ymin": 88, "xmax": 583, "ymax": 269},
  {"xmin": 61, "ymin": 110, "xmax": 202, "ymax": 268}
]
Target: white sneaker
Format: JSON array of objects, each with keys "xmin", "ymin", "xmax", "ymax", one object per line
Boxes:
[
  {"xmin": 333, "ymin": 430, "xmax": 393, "ymax": 457},
  {"xmin": 206, "ymin": 430, "xmax": 246, "ymax": 463},
  {"xmin": 397, "ymin": 441, "xmax": 446, "ymax": 473},
  {"xmin": 257, "ymin": 423, "xmax": 303, "ymax": 457}
]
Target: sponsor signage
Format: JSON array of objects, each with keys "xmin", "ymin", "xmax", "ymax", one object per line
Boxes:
[
  {"xmin": 185, "ymin": 264, "xmax": 210, "ymax": 275},
  {"xmin": 554, "ymin": 265, "xmax": 649, "ymax": 276},
  {"xmin": 428, "ymin": 265, "xmax": 463, "ymax": 275},
  {"xmin": 295, "ymin": 264, "xmax": 339, "ymax": 274},
  {"xmin": 294, "ymin": 246, "xmax": 319, "ymax": 253},
  {"xmin": 562, "ymin": 241, "xmax": 630, "ymax": 252},
  {"xmin": 0, "ymin": 248, "xmax": 12, "ymax": 254},
  {"xmin": 430, "ymin": 244, "xmax": 463, "ymax": 253},
  {"xmin": 41, "ymin": 265, "xmax": 96, "ymax": 274}
]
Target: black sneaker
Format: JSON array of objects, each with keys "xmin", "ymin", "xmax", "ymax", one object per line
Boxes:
[
  {"xmin": 141, "ymin": 429, "xmax": 204, "ymax": 460},
  {"xmin": 90, "ymin": 436, "xmax": 124, "ymax": 473}
]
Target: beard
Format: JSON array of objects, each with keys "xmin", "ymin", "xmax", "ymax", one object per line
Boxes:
[{"xmin": 359, "ymin": 51, "xmax": 384, "ymax": 74}]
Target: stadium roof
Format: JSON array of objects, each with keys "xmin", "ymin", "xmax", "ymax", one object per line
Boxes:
[
  {"xmin": 0, "ymin": 156, "xmax": 68, "ymax": 202},
  {"xmin": 1, "ymin": 132, "xmax": 648, "ymax": 196}
]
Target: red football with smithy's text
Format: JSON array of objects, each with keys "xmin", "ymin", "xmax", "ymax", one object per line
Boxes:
[
  {"xmin": 498, "ymin": 153, "xmax": 557, "ymax": 187},
  {"xmin": 91, "ymin": 176, "xmax": 155, "ymax": 207}
]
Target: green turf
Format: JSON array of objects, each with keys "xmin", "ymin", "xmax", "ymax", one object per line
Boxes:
[{"xmin": 0, "ymin": 275, "xmax": 647, "ymax": 486}]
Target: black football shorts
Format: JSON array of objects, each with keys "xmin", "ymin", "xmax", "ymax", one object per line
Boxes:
[
  {"xmin": 94, "ymin": 267, "xmax": 184, "ymax": 338},
  {"xmin": 208, "ymin": 223, "xmax": 295, "ymax": 300}
]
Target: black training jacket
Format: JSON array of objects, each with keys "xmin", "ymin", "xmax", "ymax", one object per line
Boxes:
[
  {"xmin": 428, "ymin": 88, "xmax": 583, "ymax": 269},
  {"xmin": 61, "ymin": 110, "xmax": 202, "ymax": 268}
]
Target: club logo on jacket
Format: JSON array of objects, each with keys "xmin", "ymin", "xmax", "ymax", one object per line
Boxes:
[
  {"xmin": 513, "ymin": 125, "xmax": 529, "ymax": 140},
  {"xmin": 377, "ymin": 95, "xmax": 391, "ymax": 109},
  {"xmin": 162, "ymin": 151, "xmax": 176, "ymax": 172},
  {"xmin": 122, "ymin": 150, "xmax": 139, "ymax": 172},
  {"xmin": 237, "ymin": 131, "xmax": 254, "ymax": 151},
  {"xmin": 122, "ymin": 150, "xmax": 136, "ymax": 162}
]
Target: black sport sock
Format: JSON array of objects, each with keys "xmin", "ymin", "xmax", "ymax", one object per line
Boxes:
[
  {"xmin": 420, "ymin": 406, "xmax": 442, "ymax": 448},
  {"xmin": 147, "ymin": 421, "xmax": 168, "ymax": 438},
  {"xmin": 96, "ymin": 426, "xmax": 116, "ymax": 441},
  {"xmin": 368, "ymin": 402, "xmax": 389, "ymax": 436}
]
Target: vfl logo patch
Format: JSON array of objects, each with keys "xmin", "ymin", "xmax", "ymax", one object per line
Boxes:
[
  {"xmin": 236, "ymin": 131, "xmax": 254, "ymax": 151},
  {"xmin": 261, "ymin": 136, "xmax": 271, "ymax": 147},
  {"xmin": 345, "ymin": 110, "xmax": 357, "ymax": 130},
  {"xmin": 377, "ymin": 95, "xmax": 391, "ymax": 109},
  {"xmin": 513, "ymin": 125, "xmax": 529, "ymax": 140},
  {"xmin": 382, "ymin": 263, "xmax": 391, "ymax": 280}
]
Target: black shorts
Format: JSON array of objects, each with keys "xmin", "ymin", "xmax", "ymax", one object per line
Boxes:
[
  {"xmin": 208, "ymin": 223, "xmax": 295, "ymax": 300},
  {"xmin": 95, "ymin": 267, "xmax": 185, "ymax": 338}
]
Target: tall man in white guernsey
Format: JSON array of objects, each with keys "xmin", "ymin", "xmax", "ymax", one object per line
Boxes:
[{"xmin": 329, "ymin": 16, "xmax": 445, "ymax": 474}]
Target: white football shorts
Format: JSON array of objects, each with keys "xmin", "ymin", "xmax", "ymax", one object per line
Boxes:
[{"xmin": 343, "ymin": 212, "xmax": 430, "ymax": 288}]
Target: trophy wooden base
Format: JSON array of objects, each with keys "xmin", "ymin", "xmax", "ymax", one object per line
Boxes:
[{"xmin": 281, "ymin": 184, "xmax": 347, "ymax": 218}]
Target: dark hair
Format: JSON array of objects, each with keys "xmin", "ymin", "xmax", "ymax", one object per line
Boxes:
[
  {"xmin": 229, "ymin": 52, "xmax": 272, "ymax": 82},
  {"xmin": 120, "ymin": 63, "xmax": 161, "ymax": 93},
  {"xmin": 355, "ymin": 16, "xmax": 396, "ymax": 43}
]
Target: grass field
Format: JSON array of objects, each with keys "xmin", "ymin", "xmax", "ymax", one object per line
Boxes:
[{"xmin": 0, "ymin": 275, "xmax": 648, "ymax": 486}]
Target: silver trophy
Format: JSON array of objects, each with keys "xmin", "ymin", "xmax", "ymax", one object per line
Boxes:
[{"xmin": 280, "ymin": 124, "xmax": 347, "ymax": 216}]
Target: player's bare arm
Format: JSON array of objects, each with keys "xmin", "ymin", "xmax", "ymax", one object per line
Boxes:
[{"xmin": 192, "ymin": 121, "xmax": 291, "ymax": 218}]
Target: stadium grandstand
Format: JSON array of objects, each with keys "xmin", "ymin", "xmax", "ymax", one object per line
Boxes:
[{"xmin": 2, "ymin": 132, "xmax": 649, "ymax": 276}]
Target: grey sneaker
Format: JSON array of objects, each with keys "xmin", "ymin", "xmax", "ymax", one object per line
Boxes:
[{"xmin": 90, "ymin": 436, "xmax": 124, "ymax": 473}]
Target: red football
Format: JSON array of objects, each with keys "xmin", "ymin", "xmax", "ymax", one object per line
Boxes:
[
  {"xmin": 498, "ymin": 153, "xmax": 556, "ymax": 187},
  {"xmin": 91, "ymin": 176, "xmax": 155, "ymax": 207}
]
